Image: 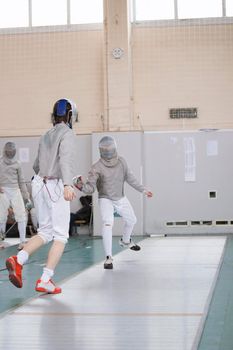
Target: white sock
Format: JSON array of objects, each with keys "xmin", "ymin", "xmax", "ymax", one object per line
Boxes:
[
  {"xmin": 41, "ymin": 268, "xmax": 54, "ymax": 283},
  {"xmin": 17, "ymin": 250, "xmax": 29, "ymax": 265}
]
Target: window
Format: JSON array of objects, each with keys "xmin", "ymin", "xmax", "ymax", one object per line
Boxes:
[
  {"xmin": 0, "ymin": 0, "xmax": 103, "ymax": 29},
  {"xmin": 0, "ymin": 0, "xmax": 28, "ymax": 28},
  {"xmin": 178, "ymin": 0, "xmax": 222, "ymax": 19},
  {"xmin": 70, "ymin": 0, "xmax": 103, "ymax": 24},
  {"xmin": 32, "ymin": 0, "xmax": 67, "ymax": 27},
  {"xmin": 0, "ymin": 0, "xmax": 230, "ymax": 30},
  {"xmin": 135, "ymin": 0, "xmax": 175, "ymax": 21},
  {"xmin": 134, "ymin": 0, "xmax": 226, "ymax": 21},
  {"xmin": 226, "ymin": 0, "xmax": 233, "ymax": 16}
]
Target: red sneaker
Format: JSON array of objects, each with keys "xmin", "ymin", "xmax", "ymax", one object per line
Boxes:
[
  {"xmin": 35, "ymin": 279, "xmax": 62, "ymax": 294},
  {"xmin": 5, "ymin": 256, "xmax": 23, "ymax": 288}
]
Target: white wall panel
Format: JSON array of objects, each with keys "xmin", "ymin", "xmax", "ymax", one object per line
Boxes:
[
  {"xmin": 2, "ymin": 130, "xmax": 233, "ymax": 236},
  {"xmin": 144, "ymin": 130, "xmax": 233, "ymax": 234}
]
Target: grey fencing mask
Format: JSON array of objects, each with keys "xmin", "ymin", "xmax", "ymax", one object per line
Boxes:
[
  {"xmin": 99, "ymin": 136, "xmax": 118, "ymax": 166},
  {"xmin": 4, "ymin": 142, "xmax": 16, "ymax": 159}
]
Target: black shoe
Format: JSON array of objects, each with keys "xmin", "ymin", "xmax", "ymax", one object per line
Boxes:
[
  {"xmin": 119, "ymin": 238, "xmax": 141, "ymax": 251},
  {"xmin": 130, "ymin": 241, "xmax": 141, "ymax": 251},
  {"xmin": 104, "ymin": 256, "xmax": 113, "ymax": 269},
  {"xmin": 0, "ymin": 231, "xmax": 5, "ymax": 241}
]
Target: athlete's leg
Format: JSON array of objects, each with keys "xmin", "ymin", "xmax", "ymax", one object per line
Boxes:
[
  {"xmin": 99, "ymin": 198, "xmax": 114, "ymax": 258},
  {"xmin": 114, "ymin": 197, "xmax": 137, "ymax": 243},
  {"xmin": 0, "ymin": 192, "xmax": 10, "ymax": 239},
  {"xmin": 35, "ymin": 179, "xmax": 69, "ymax": 293},
  {"xmin": 11, "ymin": 189, "xmax": 27, "ymax": 247}
]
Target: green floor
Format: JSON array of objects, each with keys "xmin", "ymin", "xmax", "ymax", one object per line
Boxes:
[
  {"xmin": 0, "ymin": 236, "xmax": 142, "ymax": 316},
  {"xmin": 198, "ymin": 236, "xmax": 233, "ymax": 350}
]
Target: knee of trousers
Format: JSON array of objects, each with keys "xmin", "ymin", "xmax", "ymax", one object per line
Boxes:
[
  {"xmin": 102, "ymin": 219, "xmax": 114, "ymax": 228},
  {"xmin": 37, "ymin": 233, "xmax": 53, "ymax": 244},
  {"xmin": 54, "ymin": 237, "xmax": 68, "ymax": 244},
  {"xmin": 125, "ymin": 215, "xmax": 137, "ymax": 227}
]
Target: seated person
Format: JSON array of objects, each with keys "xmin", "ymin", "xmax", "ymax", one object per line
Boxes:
[{"xmin": 69, "ymin": 195, "xmax": 92, "ymax": 235}]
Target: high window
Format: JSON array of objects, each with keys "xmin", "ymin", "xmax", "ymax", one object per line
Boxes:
[{"xmin": 0, "ymin": 0, "xmax": 103, "ymax": 29}]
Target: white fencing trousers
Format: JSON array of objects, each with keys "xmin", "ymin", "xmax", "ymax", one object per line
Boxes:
[
  {"xmin": 99, "ymin": 197, "xmax": 137, "ymax": 257},
  {"xmin": 32, "ymin": 175, "xmax": 70, "ymax": 244},
  {"xmin": 0, "ymin": 188, "xmax": 26, "ymax": 222},
  {"xmin": 0, "ymin": 188, "xmax": 27, "ymax": 242}
]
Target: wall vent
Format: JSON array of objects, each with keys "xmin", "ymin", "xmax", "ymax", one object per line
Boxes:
[
  {"xmin": 191, "ymin": 221, "xmax": 212, "ymax": 225},
  {"xmin": 191, "ymin": 221, "xmax": 201, "ymax": 225},
  {"xmin": 165, "ymin": 220, "xmax": 233, "ymax": 227},
  {"xmin": 169, "ymin": 108, "xmax": 198, "ymax": 119},
  {"xmin": 166, "ymin": 221, "xmax": 188, "ymax": 226},
  {"xmin": 203, "ymin": 221, "xmax": 213, "ymax": 225},
  {"xmin": 216, "ymin": 220, "xmax": 228, "ymax": 225}
]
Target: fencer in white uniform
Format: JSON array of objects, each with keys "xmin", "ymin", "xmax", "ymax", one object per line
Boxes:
[
  {"xmin": 6, "ymin": 99, "xmax": 77, "ymax": 294},
  {"xmin": 73, "ymin": 136, "xmax": 153, "ymax": 269},
  {"xmin": 0, "ymin": 142, "xmax": 31, "ymax": 249}
]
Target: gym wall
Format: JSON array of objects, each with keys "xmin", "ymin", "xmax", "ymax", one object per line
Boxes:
[
  {"xmin": 0, "ymin": 13, "xmax": 232, "ymax": 135},
  {"xmin": 1, "ymin": 130, "xmax": 233, "ymax": 235},
  {"xmin": 144, "ymin": 129, "xmax": 233, "ymax": 235}
]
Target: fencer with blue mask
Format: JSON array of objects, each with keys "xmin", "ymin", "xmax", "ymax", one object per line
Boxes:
[
  {"xmin": 0, "ymin": 142, "xmax": 31, "ymax": 249},
  {"xmin": 73, "ymin": 135, "xmax": 153, "ymax": 269},
  {"xmin": 6, "ymin": 99, "xmax": 77, "ymax": 294}
]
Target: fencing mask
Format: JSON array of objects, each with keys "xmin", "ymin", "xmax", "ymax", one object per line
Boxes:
[
  {"xmin": 52, "ymin": 98, "xmax": 78, "ymax": 128},
  {"xmin": 99, "ymin": 136, "xmax": 118, "ymax": 166},
  {"xmin": 4, "ymin": 142, "xmax": 16, "ymax": 159}
]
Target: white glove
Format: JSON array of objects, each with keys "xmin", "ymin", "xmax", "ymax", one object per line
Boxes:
[
  {"xmin": 72, "ymin": 175, "xmax": 84, "ymax": 191},
  {"xmin": 25, "ymin": 199, "xmax": 33, "ymax": 210}
]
